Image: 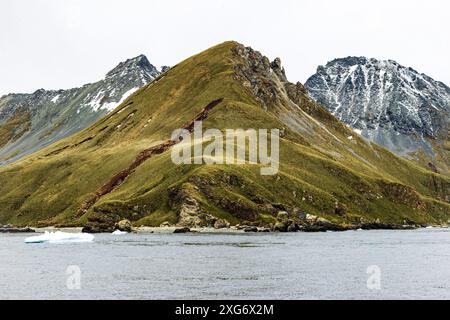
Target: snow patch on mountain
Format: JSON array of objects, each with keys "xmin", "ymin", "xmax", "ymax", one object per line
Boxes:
[{"xmin": 100, "ymin": 87, "xmax": 140, "ymax": 112}]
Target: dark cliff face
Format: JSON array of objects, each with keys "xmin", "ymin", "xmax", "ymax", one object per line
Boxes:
[
  {"xmin": 0, "ymin": 55, "xmax": 162, "ymax": 165},
  {"xmin": 305, "ymin": 56, "xmax": 450, "ymax": 174}
]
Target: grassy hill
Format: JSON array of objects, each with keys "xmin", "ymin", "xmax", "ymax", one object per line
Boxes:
[{"xmin": 0, "ymin": 41, "xmax": 449, "ymax": 230}]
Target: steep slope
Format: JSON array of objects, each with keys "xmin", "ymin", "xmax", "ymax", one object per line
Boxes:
[
  {"xmin": 305, "ymin": 57, "xmax": 450, "ymax": 175},
  {"xmin": 0, "ymin": 42, "xmax": 448, "ymax": 230},
  {"xmin": 0, "ymin": 55, "xmax": 164, "ymax": 165}
]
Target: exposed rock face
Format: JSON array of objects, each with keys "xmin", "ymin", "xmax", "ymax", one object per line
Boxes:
[
  {"xmin": 160, "ymin": 66, "xmax": 171, "ymax": 73},
  {"xmin": 173, "ymin": 227, "xmax": 191, "ymax": 234},
  {"xmin": 82, "ymin": 212, "xmax": 119, "ymax": 233},
  {"xmin": 0, "ymin": 55, "xmax": 162, "ymax": 165},
  {"xmin": 214, "ymin": 219, "xmax": 230, "ymax": 229},
  {"xmin": 232, "ymin": 44, "xmax": 288, "ymax": 110},
  {"xmin": 305, "ymin": 57, "xmax": 450, "ymax": 173},
  {"xmin": 244, "ymin": 226, "xmax": 258, "ymax": 232},
  {"xmin": 168, "ymin": 185, "xmax": 215, "ymax": 228},
  {"xmin": 115, "ymin": 219, "xmax": 133, "ymax": 233}
]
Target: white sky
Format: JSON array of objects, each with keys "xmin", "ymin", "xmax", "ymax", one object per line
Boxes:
[{"xmin": 1, "ymin": 0, "xmax": 449, "ymax": 96}]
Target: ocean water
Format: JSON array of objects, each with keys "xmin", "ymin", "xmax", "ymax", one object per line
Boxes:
[{"xmin": 1, "ymin": 228, "xmax": 450, "ymax": 299}]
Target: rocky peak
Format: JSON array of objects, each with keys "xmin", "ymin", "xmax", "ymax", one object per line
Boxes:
[
  {"xmin": 305, "ymin": 56, "xmax": 450, "ymax": 138},
  {"xmin": 232, "ymin": 44, "xmax": 295, "ymax": 110},
  {"xmin": 270, "ymin": 57, "xmax": 288, "ymax": 82},
  {"xmin": 160, "ymin": 66, "xmax": 171, "ymax": 73},
  {"xmin": 105, "ymin": 54, "xmax": 160, "ymax": 80},
  {"xmin": 305, "ymin": 56, "xmax": 450, "ymax": 173}
]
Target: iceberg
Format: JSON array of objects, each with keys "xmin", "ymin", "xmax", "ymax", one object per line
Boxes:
[
  {"xmin": 24, "ymin": 231, "xmax": 95, "ymax": 244},
  {"xmin": 112, "ymin": 230, "xmax": 128, "ymax": 235}
]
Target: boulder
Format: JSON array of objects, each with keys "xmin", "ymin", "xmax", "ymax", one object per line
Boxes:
[
  {"xmin": 214, "ymin": 219, "xmax": 230, "ymax": 229},
  {"xmin": 82, "ymin": 212, "xmax": 118, "ymax": 233},
  {"xmin": 244, "ymin": 226, "xmax": 258, "ymax": 233},
  {"xmin": 274, "ymin": 222, "xmax": 288, "ymax": 232},
  {"xmin": 287, "ymin": 223, "xmax": 300, "ymax": 232},
  {"xmin": 306, "ymin": 214, "xmax": 318, "ymax": 223},
  {"xmin": 115, "ymin": 219, "xmax": 133, "ymax": 233},
  {"xmin": 276, "ymin": 211, "xmax": 289, "ymax": 222},
  {"xmin": 173, "ymin": 227, "xmax": 191, "ymax": 234},
  {"xmin": 160, "ymin": 221, "xmax": 171, "ymax": 227}
]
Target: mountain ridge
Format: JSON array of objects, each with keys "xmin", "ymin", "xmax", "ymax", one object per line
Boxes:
[
  {"xmin": 0, "ymin": 54, "xmax": 165, "ymax": 165},
  {"xmin": 305, "ymin": 56, "xmax": 450, "ymax": 175}
]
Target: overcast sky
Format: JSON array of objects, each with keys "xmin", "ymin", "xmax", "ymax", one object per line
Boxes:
[{"xmin": 1, "ymin": 0, "xmax": 449, "ymax": 96}]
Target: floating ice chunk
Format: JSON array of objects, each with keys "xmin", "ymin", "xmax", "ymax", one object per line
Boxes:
[
  {"xmin": 112, "ymin": 230, "xmax": 127, "ymax": 235},
  {"xmin": 24, "ymin": 231, "xmax": 95, "ymax": 244}
]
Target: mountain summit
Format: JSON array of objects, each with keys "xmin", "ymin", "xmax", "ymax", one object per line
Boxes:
[
  {"xmin": 105, "ymin": 54, "xmax": 160, "ymax": 81},
  {"xmin": 305, "ymin": 57, "xmax": 450, "ymax": 174},
  {"xmin": 0, "ymin": 54, "xmax": 162, "ymax": 165}
]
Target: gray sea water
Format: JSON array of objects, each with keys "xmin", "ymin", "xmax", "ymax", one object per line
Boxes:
[{"xmin": 1, "ymin": 228, "xmax": 450, "ymax": 300}]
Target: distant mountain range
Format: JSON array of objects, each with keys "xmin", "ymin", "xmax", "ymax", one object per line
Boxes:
[
  {"xmin": 305, "ymin": 57, "xmax": 450, "ymax": 175},
  {"xmin": 0, "ymin": 55, "xmax": 166, "ymax": 165},
  {"xmin": 0, "ymin": 42, "xmax": 448, "ymax": 231}
]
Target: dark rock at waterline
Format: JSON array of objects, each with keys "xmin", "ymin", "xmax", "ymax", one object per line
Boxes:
[
  {"xmin": 173, "ymin": 227, "xmax": 191, "ymax": 234},
  {"xmin": 244, "ymin": 226, "xmax": 258, "ymax": 232},
  {"xmin": 300, "ymin": 225, "xmax": 331, "ymax": 232},
  {"xmin": 274, "ymin": 220, "xmax": 302, "ymax": 232},
  {"xmin": 82, "ymin": 224, "xmax": 115, "ymax": 233},
  {"xmin": 82, "ymin": 217, "xmax": 116, "ymax": 233},
  {"xmin": 214, "ymin": 219, "xmax": 230, "ymax": 229},
  {"xmin": 360, "ymin": 223, "xmax": 418, "ymax": 230},
  {"xmin": 274, "ymin": 222, "xmax": 289, "ymax": 232},
  {"xmin": 82, "ymin": 212, "xmax": 118, "ymax": 233},
  {"xmin": 0, "ymin": 225, "xmax": 35, "ymax": 233},
  {"xmin": 115, "ymin": 219, "xmax": 133, "ymax": 233}
]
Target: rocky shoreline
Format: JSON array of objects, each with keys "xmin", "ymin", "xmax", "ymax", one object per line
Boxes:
[
  {"xmin": 0, "ymin": 225, "xmax": 35, "ymax": 233},
  {"xmin": 76, "ymin": 208, "xmax": 444, "ymax": 234},
  {"xmin": 2, "ymin": 217, "xmax": 448, "ymax": 235},
  {"xmin": 21, "ymin": 225, "xmax": 447, "ymax": 235}
]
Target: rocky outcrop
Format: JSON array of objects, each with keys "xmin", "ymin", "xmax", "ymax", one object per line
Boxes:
[
  {"xmin": 379, "ymin": 181, "xmax": 425, "ymax": 210},
  {"xmin": 82, "ymin": 212, "xmax": 118, "ymax": 233},
  {"xmin": 214, "ymin": 219, "xmax": 230, "ymax": 229},
  {"xmin": 168, "ymin": 184, "xmax": 218, "ymax": 228},
  {"xmin": 232, "ymin": 44, "xmax": 287, "ymax": 110},
  {"xmin": 173, "ymin": 227, "xmax": 191, "ymax": 234},
  {"xmin": 115, "ymin": 219, "xmax": 133, "ymax": 233}
]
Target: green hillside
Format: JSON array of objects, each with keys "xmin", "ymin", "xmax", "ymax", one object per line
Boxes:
[{"xmin": 0, "ymin": 41, "xmax": 449, "ymax": 230}]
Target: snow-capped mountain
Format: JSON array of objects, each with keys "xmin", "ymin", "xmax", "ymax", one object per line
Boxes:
[
  {"xmin": 0, "ymin": 55, "xmax": 165, "ymax": 165},
  {"xmin": 305, "ymin": 57, "xmax": 450, "ymax": 174}
]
